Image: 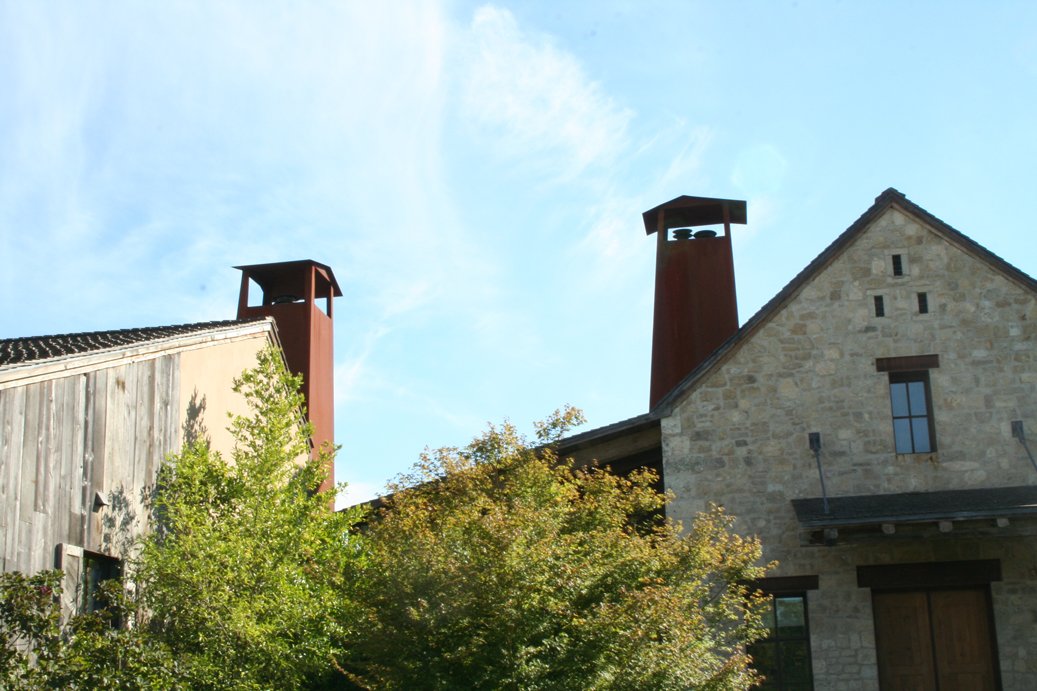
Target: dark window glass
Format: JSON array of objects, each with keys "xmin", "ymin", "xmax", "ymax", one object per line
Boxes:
[
  {"xmin": 917, "ymin": 292, "xmax": 929, "ymax": 314},
  {"xmin": 750, "ymin": 594, "xmax": 814, "ymax": 690},
  {"xmin": 892, "ymin": 254, "xmax": 903, "ymax": 276},
  {"xmin": 83, "ymin": 552, "xmax": 122, "ymax": 625},
  {"xmin": 889, "ymin": 371, "xmax": 935, "ymax": 453},
  {"xmin": 874, "ymin": 295, "xmax": 885, "ymax": 317}
]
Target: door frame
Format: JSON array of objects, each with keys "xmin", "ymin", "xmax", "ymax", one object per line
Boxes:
[{"xmin": 858, "ymin": 560, "xmax": 1003, "ymax": 691}]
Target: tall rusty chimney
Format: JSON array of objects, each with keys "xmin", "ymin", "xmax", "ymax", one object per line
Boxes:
[
  {"xmin": 642, "ymin": 196, "xmax": 746, "ymax": 409},
  {"xmin": 235, "ymin": 260, "xmax": 341, "ymax": 493}
]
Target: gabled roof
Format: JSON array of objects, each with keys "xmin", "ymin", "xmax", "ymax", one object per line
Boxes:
[
  {"xmin": 0, "ymin": 318, "xmax": 269, "ymax": 367},
  {"xmin": 556, "ymin": 188, "xmax": 1037, "ymax": 448},
  {"xmin": 653, "ymin": 187, "xmax": 1037, "ymax": 413}
]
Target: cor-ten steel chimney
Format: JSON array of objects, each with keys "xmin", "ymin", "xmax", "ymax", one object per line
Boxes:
[
  {"xmin": 642, "ymin": 196, "xmax": 746, "ymax": 409},
  {"xmin": 235, "ymin": 259, "xmax": 341, "ymax": 494}
]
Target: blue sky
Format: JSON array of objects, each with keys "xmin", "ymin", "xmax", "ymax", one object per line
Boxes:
[{"xmin": 2, "ymin": 1, "xmax": 1036, "ymax": 506}]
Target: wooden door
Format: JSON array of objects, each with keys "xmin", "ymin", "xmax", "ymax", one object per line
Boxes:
[
  {"xmin": 873, "ymin": 588, "xmax": 998, "ymax": 691},
  {"xmin": 873, "ymin": 592, "xmax": 937, "ymax": 690},
  {"xmin": 929, "ymin": 590, "xmax": 997, "ymax": 691}
]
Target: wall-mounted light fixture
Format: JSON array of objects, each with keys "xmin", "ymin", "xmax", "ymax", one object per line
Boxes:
[
  {"xmin": 1012, "ymin": 420, "xmax": 1037, "ymax": 474},
  {"xmin": 809, "ymin": 432, "xmax": 829, "ymax": 514}
]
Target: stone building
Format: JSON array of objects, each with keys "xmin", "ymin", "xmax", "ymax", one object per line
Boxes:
[
  {"xmin": 562, "ymin": 188, "xmax": 1037, "ymax": 690},
  {"xmin": 0, "ymin": 260, "xmax": 340, "ymax": 614}
]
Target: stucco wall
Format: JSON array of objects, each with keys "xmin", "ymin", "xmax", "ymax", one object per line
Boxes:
[
  {"xmin": 177, "ymin": 333, "xmax": 270, "ymax": 458},
  {"xmin": 662, "ymin": 206, "xmax": 1037, "ymax": 689}
]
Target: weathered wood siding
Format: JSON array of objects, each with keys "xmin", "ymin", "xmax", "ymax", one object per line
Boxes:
[{"xmin": 0, "ymin": 354, "xmax": 181, "ymax": 574}]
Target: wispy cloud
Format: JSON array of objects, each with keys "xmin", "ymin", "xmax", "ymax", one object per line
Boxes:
[
  {"xmin": 459, "ymin": 5, "xmax": 633, "ymax": 181},
  {"xmin": 730, "ymin": 144, "xmax": 789, "ymax": 245}
]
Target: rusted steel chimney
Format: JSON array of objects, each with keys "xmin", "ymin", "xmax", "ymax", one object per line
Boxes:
[
  {"xmin": 642, "ymin": 196, "xmax": 746, "ymax": 409},
  {"xmin": 235, "ymin": 260, "xmax": 341, "ymax": 493}
]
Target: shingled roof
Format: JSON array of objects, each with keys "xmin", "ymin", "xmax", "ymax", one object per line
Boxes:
[
  {"xmin": 652, "ymin": 187, "xmax": 1037, "ymax": 413},
  {"xmin": 551, "ymin": 187, "xmax": 1037, "ymax": 452},
  {"xmin": 0, "ymin": 319, "xmax": 268, "ymax": 367},
  {"xmin": 792, "ymin": 485, "xmax": 1037, "ymax": 529}
]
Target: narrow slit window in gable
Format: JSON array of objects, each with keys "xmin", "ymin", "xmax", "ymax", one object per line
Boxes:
[{"xmin": 891, "ymin": 254, "xmax": 903, "ymax": 276}]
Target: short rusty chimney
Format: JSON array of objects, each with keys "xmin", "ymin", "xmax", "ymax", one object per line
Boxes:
[
  {"xmin": 235, "ymin": 260, "xmax": 341, "ymax": 493},
  {"xmin": 642, "ymin": 196, "xmax": 746, "ymax": 408}
]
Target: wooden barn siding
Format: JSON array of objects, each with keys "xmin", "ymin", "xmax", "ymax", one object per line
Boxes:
[{"xmin": 0, "ymin": 354, "xmax": 182, "ymax": 574}]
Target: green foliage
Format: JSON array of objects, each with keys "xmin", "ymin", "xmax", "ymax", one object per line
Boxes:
[
  {"xmin": 3, "ymin": 348, "xmax": 361, "ymax": 689},
  {"xmin": 0, "ymin": 570, "xmax": 62, "ymax": 688},
  {"xmin": 4, "ymin": 355, "xmax": 767, "ymax": 690},
  {"xmin": 135, "ymin": 346, "xmax": 363, "ymax": 689},
  {"xmin": 0, "ymin": 571, "xmax": 178, "ymax": 689},
  {"xmin": 345, "ymin": 406, "xmax": 767, "ymax": 691}
]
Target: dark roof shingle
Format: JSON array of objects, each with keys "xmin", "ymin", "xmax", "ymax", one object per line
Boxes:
[
  {"xmin": 792, "ymin": 485, "xmax": 1037, "ymax": 528},
  {"xmin": 0, "ymin": 319, "xmax": 267, "ymax": 366},
  {"xmin": 653, "ymin": 188, "xmax": 1037, "ymax": 413}
]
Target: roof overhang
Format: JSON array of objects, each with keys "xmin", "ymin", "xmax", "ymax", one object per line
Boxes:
[
  {"xmin": 0, "ymin": 319, "xmax": 277, "ymax": 390},
  {"xmin": 792, "ymin": 485, "xmax": 1037, "ymax": 546},
  {"xmin": 235, "ymin": 259, "xmax": 343, "ymax": 298},
  {"xmin": 642, "ymin": 195, "xmax": 747, "ymax": 235}
]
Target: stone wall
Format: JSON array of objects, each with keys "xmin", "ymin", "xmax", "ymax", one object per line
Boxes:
[{"xmin": 662, "ymin": 205, "xmax": 1037, "ymax": 689}]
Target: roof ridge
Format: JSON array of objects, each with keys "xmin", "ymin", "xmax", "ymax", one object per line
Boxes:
[
  {"xmin": 651, "ymin": 187, "xmax": 1037, "ymax": 413},
  {"xmin": 0, "ymin": 317, "xmax": 266, "ymax": 344},
  {"xmin": 0, "ymin": 317, "xmax": 270, "ymax": 366}
]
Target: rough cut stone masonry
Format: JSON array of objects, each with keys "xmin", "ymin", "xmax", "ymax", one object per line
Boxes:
[{"xmin": 663, "ymin": 206, "xmax": 1037, "ymax": 689}]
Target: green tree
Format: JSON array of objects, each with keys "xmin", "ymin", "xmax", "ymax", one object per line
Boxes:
[
  {"xmin": 0, "ymin": 570, "xmax": 179, "ymax": 689},
  {"xmin": 345, "ymin": 407, "xmax": 767, "ymax": 690},
  {"xmin": 134, "ymin": 346, "xmax": 363, "ymax": 689}
]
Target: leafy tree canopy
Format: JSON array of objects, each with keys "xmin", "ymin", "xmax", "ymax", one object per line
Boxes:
[
  {"xmin": 136, "ymin": 346, "xmax": 364, "ymax": 689},
  {"xmin": 344, "ymin": 407, "xmax": 767, "ymax": 691},
  {"xmin": 1, "ymin": 348, "xmax": 363, "ymax": 690},
  {"xmin": 3, "ymin": 354, "xmax": 767, "ymax": 690}
]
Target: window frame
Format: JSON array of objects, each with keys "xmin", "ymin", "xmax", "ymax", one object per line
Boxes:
[
  {"xmin": 888, "ymin": 370, "xmax": 937, "ymax": 454},
  {"xmin": 82, "ymin": 550, "xmax": 123, "ymax": 626},
  {"xmin": 873, "ymin": 295, "xmax": 885, "ymax": 317},
  {"xmin": 876, "ymin": 355, "xmax": 940, "ymax": 455},
  {"xmin": 749, "ymin": 591, "xmax": 815, "ymax": 691}
]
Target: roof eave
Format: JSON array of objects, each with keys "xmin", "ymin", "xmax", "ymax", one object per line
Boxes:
[{"xmin": 651, "ymin": 188, "xmax": 1037, "ymax": 416}]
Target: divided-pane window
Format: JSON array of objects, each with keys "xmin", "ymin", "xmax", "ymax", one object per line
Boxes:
[
  {"xmin": 889, "ymin": 371, "xmax": 935, "ymax": 453},
  {"xmin": 750, "ymin": 594, "xmax": 814, "ymax": 690}
]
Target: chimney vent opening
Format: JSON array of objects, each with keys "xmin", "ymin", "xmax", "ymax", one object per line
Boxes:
[{"xmin": 671, "ymin": 227, "xmax": 722, "ymax": 240}]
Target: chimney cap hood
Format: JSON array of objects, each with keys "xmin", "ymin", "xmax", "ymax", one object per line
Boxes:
[
  {"xmin": 642, "ymin": 195, "xmax": 747, "ymax": 235},
  {"xmin": 234, "ymin": 259, "xmax": 343, "ymax": 298}
]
